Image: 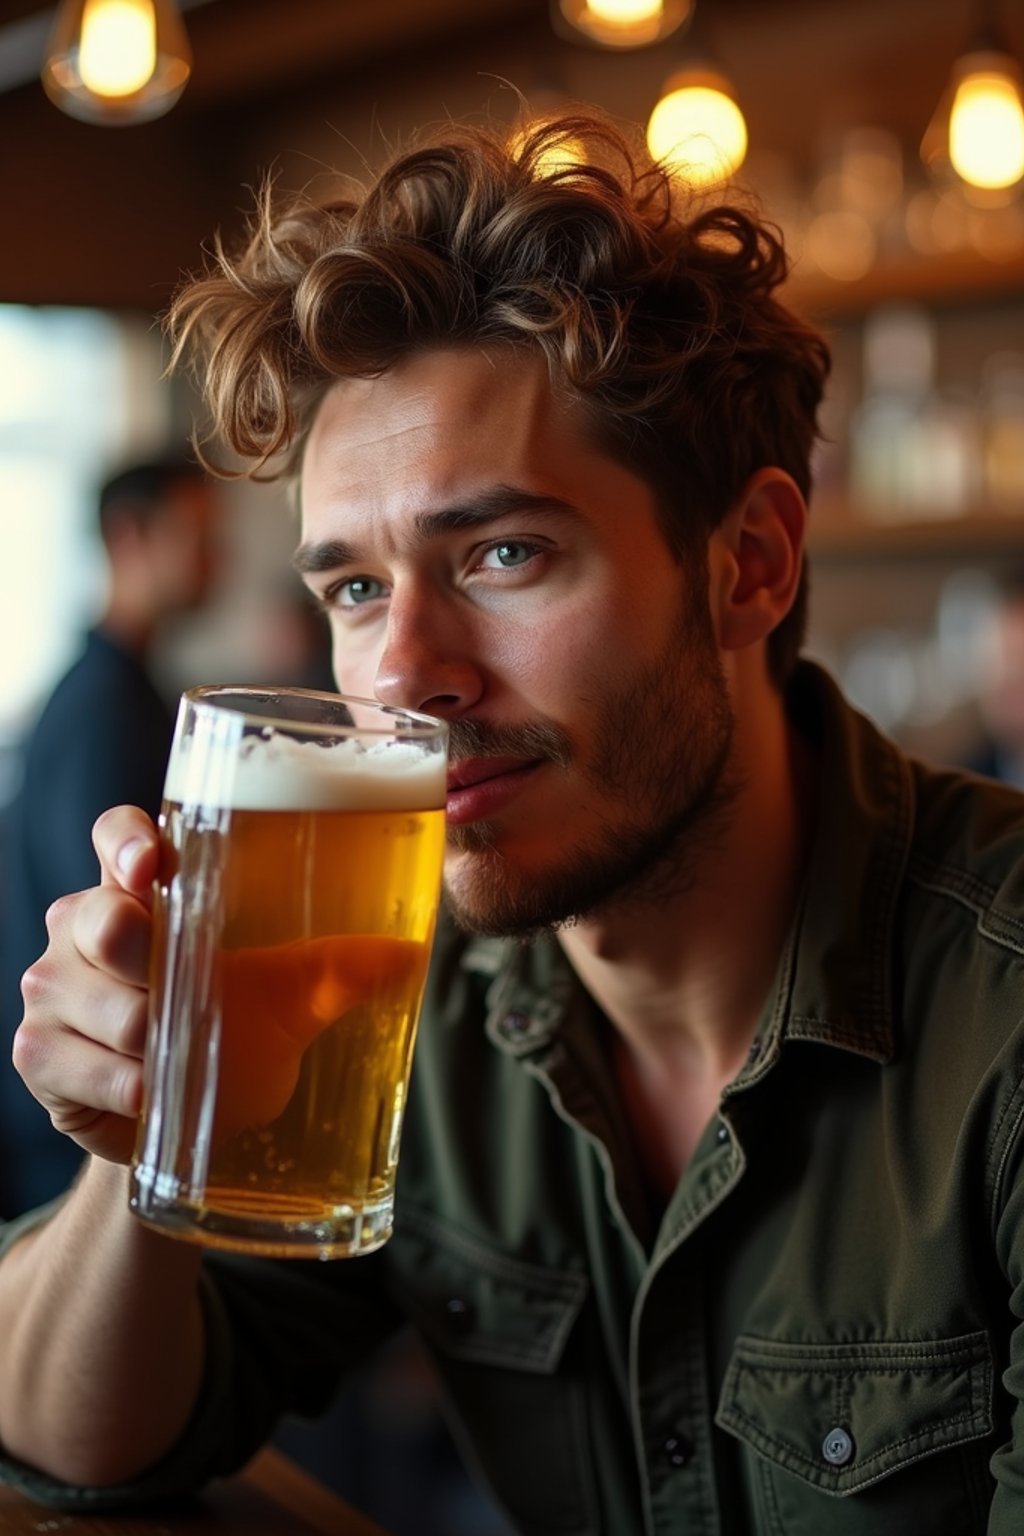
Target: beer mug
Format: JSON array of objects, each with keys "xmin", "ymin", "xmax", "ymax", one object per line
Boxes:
[{"xmin": 130, "ymin": 687, "xmax": 447, "ymax": 1259}]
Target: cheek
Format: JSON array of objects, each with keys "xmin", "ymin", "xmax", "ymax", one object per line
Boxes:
[
  {"xmin": 329, "ymin": 628, "xmax": 378, "ymax": 697},
  {"xmin": 479, "ymin": 604, "xmax": 598, "ymax": 714},
  {"xmin": 548, "ymin": 590, "xmax": 661, "ymax": 699}
]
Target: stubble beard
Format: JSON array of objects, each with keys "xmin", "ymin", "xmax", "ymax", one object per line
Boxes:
[{"xmin": 442, "ymin": 601, "xmax": 741, "ymax": 940}]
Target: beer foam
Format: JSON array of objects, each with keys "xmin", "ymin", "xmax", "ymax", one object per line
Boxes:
[{"xmin": 164, "ymin": 731, "xmax": 446, "ymax": 812}]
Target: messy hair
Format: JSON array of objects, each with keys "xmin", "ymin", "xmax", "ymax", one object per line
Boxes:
[{"xmin": 168, "ymin": 110, "xmax": 831, "ymax": 683}]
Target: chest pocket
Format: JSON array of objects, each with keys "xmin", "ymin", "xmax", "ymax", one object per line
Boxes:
[
  {"xmin": 388, "ymin": 1206, "xmax": 596, "ymax": 1536},
  {"xmin": 716, "ymin": 1331, "xmax": 995, "ymax": 1535}
]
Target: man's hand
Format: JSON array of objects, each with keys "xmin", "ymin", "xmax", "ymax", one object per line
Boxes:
[{"xmin": 13, "ymin": 804, "xmax": 158, "ymax": 1166}]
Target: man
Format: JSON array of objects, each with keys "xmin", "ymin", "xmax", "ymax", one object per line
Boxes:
[
  {"xmin": 0, "ymin": 112, "xmax": 1021, "ymax": 1535},
  {"xmin": 0, "ymin": 457, "xmax": 219, "ymax": 1214}
]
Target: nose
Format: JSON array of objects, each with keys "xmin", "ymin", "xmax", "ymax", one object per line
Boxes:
[{"xmin": 372, "ymin": 585, "xmax": 485, "ymax": 718}]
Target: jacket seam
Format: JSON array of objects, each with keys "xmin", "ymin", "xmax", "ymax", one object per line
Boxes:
[
  {"xmin": 731, "ymin": 1331, "xmax": 988, "ymax": 1366},
  {"xmin": 725, "ymin": 1400, "xmax": 989, "ymax": 1478},
  {"xmin": 397, "ymin": 1203, "xmax": 588, "ymax": 1302},
  {"xmin": 989, "ymin": 1069, "xmax": 1024, "ymax": 1228},
  {"xmin": 907, "ymin": 855, "xmax": 1024, "ymax": 958},
  {"xmin": 866, "ymin": 743, "xmax": 912, "ymax": 1040}
]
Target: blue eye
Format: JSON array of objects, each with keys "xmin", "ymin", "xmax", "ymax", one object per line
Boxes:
[
  {"xmin": 338, "ymin": 577, "xmax": 386, "ymax": 607},
  {"xmin": 483, "ymin": 541, "xmax": 534, "ymax": 569}
]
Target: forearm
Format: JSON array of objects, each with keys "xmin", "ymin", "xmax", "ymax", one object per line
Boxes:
[{"xmin": 0, "ymin": 1158, "xmax": 205, "ymax": 1487}]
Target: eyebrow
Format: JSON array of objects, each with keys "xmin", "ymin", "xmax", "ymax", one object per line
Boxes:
[{"xmin": 291, "ymin": 484, "xmax": 582, "ymax": 575}]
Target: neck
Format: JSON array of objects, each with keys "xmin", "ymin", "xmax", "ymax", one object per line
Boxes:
[{"xmin": 98, "ymin": 587, "xmax": 156, "ymax": 656}]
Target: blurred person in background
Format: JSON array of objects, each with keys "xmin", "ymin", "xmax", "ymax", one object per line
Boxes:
[
  {"xmin": 0, "ymin": 457, "xmax": 219, "ymax": 1217},
  {"xmin": 969, "ymin": 569, "xmax": 1024, "ymax": 788}
]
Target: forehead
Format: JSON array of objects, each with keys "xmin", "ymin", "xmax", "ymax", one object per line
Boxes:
[{"xmin": 298, "ymin": 347, "xmax": 615, "ymax": 541}]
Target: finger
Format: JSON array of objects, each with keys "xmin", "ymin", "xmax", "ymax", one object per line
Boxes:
[
  {"xmin": 20, "ymin": 945, "xmax": 149, "ymax": 1059},
  {"xmin": 69, "ymin": 885, "xmax": 153, "ymax": 988},
  {"xmin": 13, "ymin": 1020, "xmax": 144, "ymax": 1126},
  {"xmin": 46, "ymin": 1108, "xmax": 138, "ymax": 1167},
  {"xmin": 93, "ymin": 805, "xmax": 160, "ymax": 903}
]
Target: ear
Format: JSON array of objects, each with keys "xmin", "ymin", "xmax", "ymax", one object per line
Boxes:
[{"xmin": 708, "ymin": 468, "xmax": 807, "ymax": 653}]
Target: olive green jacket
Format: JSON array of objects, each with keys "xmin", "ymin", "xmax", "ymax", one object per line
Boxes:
[{"xmin": 3, "ymin": 661, "xmax": 1024, "ymax": 1534}]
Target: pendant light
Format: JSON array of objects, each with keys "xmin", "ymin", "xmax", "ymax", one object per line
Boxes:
[
  {"xmin": 554, "ymin": 0, "xmax": 692, "ymax": 50},
  {"xmin": 643, "ymin": 2, "xmax": 746, "ymax": 187},
  {"xmin": 647, "ymin": 66, "xmax": 747, "ymax": 186},
  {"xmin": 42, "ymin": 0, "xmax": 192, "ymax": 125},
  {"xmin": 921, "ymin": 0, "xmax": 1024, "ymax": 194}
]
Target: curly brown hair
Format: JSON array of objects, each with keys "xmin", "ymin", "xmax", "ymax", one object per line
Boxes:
[{"xmin": 168, "ymin": 109, "xmax": 831, "ymax": 684}]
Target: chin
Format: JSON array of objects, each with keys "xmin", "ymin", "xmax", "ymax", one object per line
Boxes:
[{"xmin": 442, "ymin": 846, "xmax": 549, "ymax": 939}]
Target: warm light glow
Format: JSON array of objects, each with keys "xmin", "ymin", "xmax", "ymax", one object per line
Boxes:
[
  {"xmin": 949, "ymin": 67, "xmax": 1024, "ymax": 190},
  {"xmin": 647, "ymin": 79, "xmax": 747, "ymax": 187},
  {"xmin": 555, "ymin": 0, "xmax": 690, "ymax": 50},
  {"xmin": 79, "ymin": 0, "xmax": 156, "ymax": 98},
  {"xmin": 837, "ymin": 127, "xmax": 903, "ymax": 221},
  {"xmin": 586, "ymin": 0, "xmax": 663, "ymax": 26},
  {"xmin": 805, "ymin": 209, "xmax": 876, "ymax": 282},
  {"xmin": 967, "ymin": 200, "xmax": 1024, "ymax": 260},
  {"xmin": 511, "ymin": 128, "xmax": 587, "ymax": 177},
  {"xmin": 42, "ymin": 0, "xmax": 191, "ymax": 124},
  {"xmin": 904, "ymin": 188, "xmax": 969, "ymax": 256}
]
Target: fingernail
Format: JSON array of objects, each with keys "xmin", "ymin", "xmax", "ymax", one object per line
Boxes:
[{"xmin": 116, "ymin": 837, "xmax": 147, "ymax": 878}]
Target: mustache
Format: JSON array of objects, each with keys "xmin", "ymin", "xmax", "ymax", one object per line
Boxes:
[{"xmin": 446, "ymin": 717, "xmax": 572, "ymax": 769}]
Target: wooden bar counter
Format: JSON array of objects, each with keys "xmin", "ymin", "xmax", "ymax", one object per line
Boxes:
[{"xmin": 0, "ymin": 1446, "xmax": 388, "ymax": 1535}]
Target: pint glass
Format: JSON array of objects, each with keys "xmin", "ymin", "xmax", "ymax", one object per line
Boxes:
[{"xmin": 130, "ymin": 687, "xmax": 447, "ymax": 1259}]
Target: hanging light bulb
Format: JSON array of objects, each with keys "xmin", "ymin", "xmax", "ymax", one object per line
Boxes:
[
  {"xmin": 922, "ymin": 3, "xmax": 1024, "ymax": 194},
  {"xmin": 647, "ymin": 67, "xmax": 747, "ymax": 187},
  {"xmin": 42, "ymin": 0, "xmax": 191, "ymax": 126},
  {"xmin": 948, "ymin": 54, "xmax": 1024, "ymax": 190},
  {"xmin": 554, "ymin": 0, "xmax": 692, "ymax": 50}
]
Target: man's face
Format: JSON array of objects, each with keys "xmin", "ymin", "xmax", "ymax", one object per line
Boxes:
[{"xmin": 297, "ymin": 347, "xmax": 736, "ymax": 936}]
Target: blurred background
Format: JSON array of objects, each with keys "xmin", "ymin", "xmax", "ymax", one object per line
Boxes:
[{"xmin": 1, "ymin": 0, "xmax": 1023, "ymax": 1529}]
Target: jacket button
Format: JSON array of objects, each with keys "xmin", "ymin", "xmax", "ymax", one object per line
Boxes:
[
  {"xmin": 662, "ymin": 1433, "xmax": 694, "ymax": 1468},
  {"xmin": 822, "ymin": 1427, "xmax": 854, "ymax": 1466},
  {"xmin": 499, "ymin": 1011, "xmax": 531, "ymax": 1039},
  {"xmin": 444, "ymin": 1297, "xmax": 475, "ymax": 1333}
]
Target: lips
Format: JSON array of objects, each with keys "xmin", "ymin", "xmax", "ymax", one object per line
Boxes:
[
  {"xmin": 444, "ymin": 756, "xmax": 543, "ymax": 827},
  {"xmin": 446, "ymin": 756, "xmax": 535, "ymax": 794}
]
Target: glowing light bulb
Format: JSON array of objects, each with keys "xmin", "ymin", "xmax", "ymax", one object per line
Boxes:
[
  {"xmin": 42, "ymin": 0, "xmax": 191, "ymax": 124},
  {"xmin": 555, "ymin": 0, "xmax": 690, "ymax": 50},
  {"xmin": 949, "ymin": 64, "xmax": 1024, "ymax": 190},
  {"xmin": 586, "ymin": 0, "xmax": 663, "ymax": 26},
  {"xmin": 79, "ymin": 0, "xmax": 157, "ymax": 98},
  {"xmin": 647, "ymin": 76, "xmax": 748, "ymax": 187}
]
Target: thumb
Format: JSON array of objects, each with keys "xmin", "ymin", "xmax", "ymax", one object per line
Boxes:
[{"xmin": 93, "ymin": 804, "xmax": 161, "ymax": 906}]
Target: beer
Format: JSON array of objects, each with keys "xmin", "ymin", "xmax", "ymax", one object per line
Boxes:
[{"xmin": 130, "ymin": 690, "xmax": 447, "ymax": 1259}]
